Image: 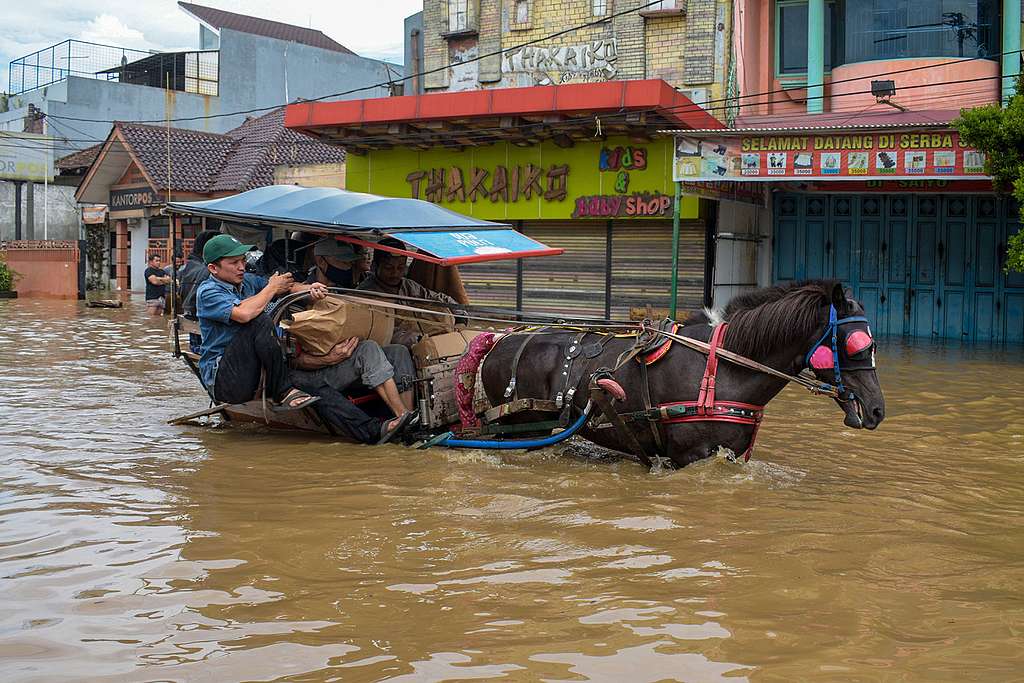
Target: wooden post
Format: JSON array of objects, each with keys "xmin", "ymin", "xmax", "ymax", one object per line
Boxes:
[{"xmin": 115, "ymin": 219, "xmax": 129, "ymax": 291}]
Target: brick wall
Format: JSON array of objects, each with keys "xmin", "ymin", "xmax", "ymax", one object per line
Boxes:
[
  {"xmin": 683, "ymin": 0, "xmax": 717, "ymax": 84},
  {"xmin": 420, "ymin": 0, "xmax": 731, "ymax": 123}
]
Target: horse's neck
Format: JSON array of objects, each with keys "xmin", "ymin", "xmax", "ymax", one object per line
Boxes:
[{"xmin": 723, "ymin": 342, "xmax": 803, "ymax": 407}]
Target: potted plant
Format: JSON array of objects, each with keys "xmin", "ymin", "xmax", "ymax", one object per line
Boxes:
[{"xmin": 0, "ymin": 252, "xmax": 21, "ymax": 298}]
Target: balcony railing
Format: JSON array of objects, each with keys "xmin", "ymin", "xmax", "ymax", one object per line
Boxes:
[{"xmin": 8, "ymin": 39, "xmax": 219, "ymax": 97}]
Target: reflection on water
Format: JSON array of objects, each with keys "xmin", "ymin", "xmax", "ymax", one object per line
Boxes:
[{"xmin": 1, "ymin": 298, "xmax": 1023, "ymax": 681}]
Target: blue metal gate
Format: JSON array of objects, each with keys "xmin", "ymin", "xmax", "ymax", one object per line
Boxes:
[{"xmin": 773, "ymin": 193, "xmax": 1024, "ymax": 342}]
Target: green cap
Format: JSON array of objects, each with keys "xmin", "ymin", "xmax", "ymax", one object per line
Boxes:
[{"xmin": 203, "ymin": 234, "xmax": 253, "ymax": 264}]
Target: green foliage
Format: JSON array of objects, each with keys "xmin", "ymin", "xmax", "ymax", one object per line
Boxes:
[
  {"xmin": 84, "ymin": 224, "xmax": 109, "ymax": 292},
  {"xmin": 0, "ymin": 252, "xmax": 21, "ymax": 291},
  {"xmin": 954, "ymin": 73, "xmax": 1024, "ymax": 272}
]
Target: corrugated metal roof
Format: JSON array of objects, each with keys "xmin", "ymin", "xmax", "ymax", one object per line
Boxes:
[{"xmin": 660, "ymin": 122, "xmax": 959, "ymax": 135}]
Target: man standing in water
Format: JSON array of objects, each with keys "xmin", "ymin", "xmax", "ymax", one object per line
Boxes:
[{"xmin": 144, "ymin": 253, "xmax": 170, "ymax": 316}]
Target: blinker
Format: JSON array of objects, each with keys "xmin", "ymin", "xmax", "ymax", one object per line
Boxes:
[
  {"xmin": 845, "ymin": 330, "xmax": 873, "ymax": 356},
  {"xmin": 810, "ymin": 345, "xmax": 834, "ymax": 369}
]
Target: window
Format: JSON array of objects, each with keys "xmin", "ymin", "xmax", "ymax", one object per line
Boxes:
[
  {"xmin": 647, "ymin": 0, "xmax": 677, "ymax": 9},
  {"xmin": 777, "ymin": 0, "xmax": 840, "ymax": 75},
  {"xmin": 448, "ymin": 0, "xmax": 468, "ymax": 32},
  {"xmin": 844, "ymin": 0, "xmax": 999, "ymax": 63},
  {"xmin": 593, "ymin": 0, "xmax": 609, "ymax": 17},
  {"xmin": 515, "ymin": 0, "xmax": 529, "ymax": 25},
  {"xmin": 148, "ymin": 218, "xmax": 169, "ymax": 240}
]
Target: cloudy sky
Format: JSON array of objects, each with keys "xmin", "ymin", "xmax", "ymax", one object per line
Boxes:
[{"xmin": 2, "ymin": 0, "xmax": 421, "ymax": 91}]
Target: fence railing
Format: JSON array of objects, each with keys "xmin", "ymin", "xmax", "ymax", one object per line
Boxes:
[{"xmin": 9, "ymin": 40, "xmax": 219, "ymax": 97}]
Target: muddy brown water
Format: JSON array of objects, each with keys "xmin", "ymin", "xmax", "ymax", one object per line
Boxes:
[{"xmin": 1, "ymin": 298, "xmax": 1023, "ymax": 682}]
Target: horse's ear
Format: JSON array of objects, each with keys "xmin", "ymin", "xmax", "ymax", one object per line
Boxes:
[{"xmin": 830, "ymin": 282, "xmax": 845, "ymax": 310}]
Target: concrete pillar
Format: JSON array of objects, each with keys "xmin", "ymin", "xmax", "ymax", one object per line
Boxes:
[
  {"xmin": 1003, "ymin": 0, "xmax": 1021, "ymax": 104},
  {"xmin": 807, "ymin": 0, "xmax": 825, "ymax": 114},
  {"xmin": 25, "ymin": 182, "xmax": 35, "ymax": 240}
]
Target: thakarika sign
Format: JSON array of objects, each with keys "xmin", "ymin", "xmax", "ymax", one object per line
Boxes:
[
  {"xmin": 349, "ymin": 135, "xmax": 700, "ymax": 221},
  {"xmin": 673, "ymin": 130, "xmax": 990, "ymax": 182}
]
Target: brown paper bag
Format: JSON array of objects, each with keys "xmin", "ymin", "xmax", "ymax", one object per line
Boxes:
[{"xmin": 280, "ymin": 297, "xmax": 394, "ymax": 355}]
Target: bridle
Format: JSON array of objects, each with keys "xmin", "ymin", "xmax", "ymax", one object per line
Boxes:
[{"xmin": 803, "ymin": 303, "xmax": 877, "ymax": 403}]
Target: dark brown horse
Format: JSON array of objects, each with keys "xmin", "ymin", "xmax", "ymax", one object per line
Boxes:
[{"xmin": 479, "ymin": 280, "xmax": 885, "ymax": 468}]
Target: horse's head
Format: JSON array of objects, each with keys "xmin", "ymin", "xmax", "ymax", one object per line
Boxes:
[{"xmin": 804, "ymin": 283, "xmax": 885, "ymax": 430}]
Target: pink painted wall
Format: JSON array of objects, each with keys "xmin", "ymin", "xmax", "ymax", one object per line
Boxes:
[
  {"xmin": 829, "ymin": 58, "xmax": 999, "ymax": 112},
  {"xmin": 733, "ymin": 1, "xmax": 1001, "ymax": 118}
]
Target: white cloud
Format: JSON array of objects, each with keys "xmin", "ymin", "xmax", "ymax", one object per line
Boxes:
[{"xmin": 78, "ymin": 15, "xmax": 149, "ymax": 49}]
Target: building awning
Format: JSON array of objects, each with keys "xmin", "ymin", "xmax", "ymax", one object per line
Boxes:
[
  {"xmin": 165, "ymin": 184, "xmax": 563, "ymax": 265},
  {"xmin": 285, "ymin": 79, "xmax": 724, "ymax": 153}
]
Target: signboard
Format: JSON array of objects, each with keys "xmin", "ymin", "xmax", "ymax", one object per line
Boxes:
[
  {"xmin": 673, "ymin": 131, "xmax": 989, "ymax": 182},
  {"xmin": 109, "ymin": 186, "xmax": 160, "ymax": 211},
  {"xmin": 348, "ymin": 136, "xmax": 700, "ymax": 221},
  {"xmin": 501, "ymin": 38, "xmax": 618, "ymax": 86},
  {"xmin": 0, "ymin": 132, "xmax": 53, "ymax": 182},
  {"xmin": 81, "ymin": 206, "xmax": 108, "ymax": 224}
]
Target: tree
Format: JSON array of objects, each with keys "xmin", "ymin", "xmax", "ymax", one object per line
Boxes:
[{"xmin": 954, "ymin": 74, "xmax": 1024, "ymax": 272}]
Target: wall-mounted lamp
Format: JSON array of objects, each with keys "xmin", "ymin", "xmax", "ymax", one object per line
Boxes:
[{"xmin": 871, "ymin": 80, "xmax": 906, "ymax": 111}]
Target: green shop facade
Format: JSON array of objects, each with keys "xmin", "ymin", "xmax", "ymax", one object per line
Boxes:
[{"xmin": 346, "ymin": 136, "xmax": 710, "ymax": 319}]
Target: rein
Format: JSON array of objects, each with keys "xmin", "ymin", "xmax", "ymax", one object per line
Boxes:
[{"xmin": 637, "ymin": 324, "xmax": 841, "ymax": 399}]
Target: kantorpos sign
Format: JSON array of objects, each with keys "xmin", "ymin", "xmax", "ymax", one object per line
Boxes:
[
  {"xmin": 347, "ymin": 136, "xmax": 701, "ymax": 221},
  {"xmin": 673, "ymin": 130, "xmax": 990, "ymax": 182},
  {"xmin": 109, "ymin": 186, "xmax": 160, "ymax": 211}
]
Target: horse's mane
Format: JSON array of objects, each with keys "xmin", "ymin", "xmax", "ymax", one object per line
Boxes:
[{"xmin": 704, "ymin": 280, "xmax": 839, "ymax": 357}]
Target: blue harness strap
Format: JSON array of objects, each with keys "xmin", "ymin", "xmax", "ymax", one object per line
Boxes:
[{"xmin": 804, "ymin": 304, "xmax": 871, "ymax": 400}]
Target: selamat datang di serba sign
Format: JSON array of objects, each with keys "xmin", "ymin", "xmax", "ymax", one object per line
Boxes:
[{"xmin": 672, "ymin": 131, "xmax": 990, "ymax": 182}]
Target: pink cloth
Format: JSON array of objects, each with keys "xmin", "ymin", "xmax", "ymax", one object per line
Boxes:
[{"xmin": 455, "ymin": 332, "xmax": 497, "ymax": 432}]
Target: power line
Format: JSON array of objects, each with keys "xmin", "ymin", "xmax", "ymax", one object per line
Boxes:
[
  {"xmin": 29, "ymin": 70, "xmax": 1011, "ymax": 156},
  {"xmin": 41, "ymin": 0, "xmax": 671, "ymax": 126}
]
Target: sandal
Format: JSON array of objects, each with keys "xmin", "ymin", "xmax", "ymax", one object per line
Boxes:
[
  {"xmin": 272, "ymin": 388, "xmax": 321, "ymax": 412},
  {"xmin": 377, "ymin": 411, "xmax": 418, "ymax": 445}
]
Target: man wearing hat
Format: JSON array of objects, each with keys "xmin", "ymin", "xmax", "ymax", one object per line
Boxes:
[
  {"xmin": 195, "ymin": 233, "xmax": 326, "ymax": 413},
  {"xmin": 196, "ymin": 233, "xmax": 416, "ymax": 443},
  {"xmin": 307, "ymin": 237, "xmax": 416, "ymax": 415},
  {"xmin": 308, "ymin": 238, "xmax": 368, "ymax": 289}
]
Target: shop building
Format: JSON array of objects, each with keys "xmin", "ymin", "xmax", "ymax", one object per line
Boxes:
[
  {"xmin": 705, "ymin": 0, "xmax": 1024, "ymax": 342},
  {"xmin": 418, "ymin": 0, "xmax": 734, "ymax": 118},
  {"xmin": 287, "ymin": 79, "xmax": 755, "ymax": 318},
  {"xmin": 75, "ymin": 108, "xmax": 345, "ymax": 292}
]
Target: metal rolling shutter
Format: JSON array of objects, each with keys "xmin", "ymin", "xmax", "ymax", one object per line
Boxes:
[
  {"xmin": 459, "ymin": 260, "xmax": 518, "ymax": 310},
  {"xmin": 521, "ymin": 221, "xmax": 608, "ymax": 319},
  {"xmin": 609, "ymin": 220, "xmax": 706, "ymax": 320}
]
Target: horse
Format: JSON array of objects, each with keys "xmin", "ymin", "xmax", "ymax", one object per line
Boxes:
[{"xmin": 479, "ymin": 280, "xmax": 885, "ymax": 468}]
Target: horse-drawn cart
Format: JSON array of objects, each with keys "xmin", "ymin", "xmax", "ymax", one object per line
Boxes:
[{"xmin": 166, "ymin": 185, "xmax": 885, "ymax": 469}]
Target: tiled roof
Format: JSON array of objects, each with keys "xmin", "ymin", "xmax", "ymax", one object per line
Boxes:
[
  {"xmin": 211, "ymin": 107, "xmax": 346, "ymax": 191},
  {"xmin": 178, "ymin": 2, "xmax": 354, "ymax": 55},
  {"xmin": 116, "ymin": 122, "xmax": 235, "ymax": 193},
  {"xmin": 55, "ymin": 144, "xmax": 102, "ymax": 171},
  {"xmin": 109, "ymin": 107, "xmax": 344, "ymax": 194}
]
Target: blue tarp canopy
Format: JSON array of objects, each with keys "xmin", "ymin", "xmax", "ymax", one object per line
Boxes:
[
  {"xmin": 165, "ymin": 185, "xmax": 562, "ymax": 265},
  {"xmin": 166, "ymin": 185, "xmax": 504, "ymax": 231}
]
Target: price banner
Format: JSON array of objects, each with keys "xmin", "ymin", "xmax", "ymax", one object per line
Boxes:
[{"xmin": 672, "ymin": 131, "xmax": 990, "ymax": 182}]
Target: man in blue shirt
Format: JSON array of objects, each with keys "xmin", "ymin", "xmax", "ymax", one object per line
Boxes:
[
  {"xmin": 197, "ymin": 234, "xmax": 326, "ymax": 412},
  {"xmin": 196, "ymin": 234, "xmax": 416, "ymax": 443}
]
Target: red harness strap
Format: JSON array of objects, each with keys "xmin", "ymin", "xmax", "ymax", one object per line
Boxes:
[{"xmin": 652, "ymin": 323, "xmax": 765, "ymax": 462}]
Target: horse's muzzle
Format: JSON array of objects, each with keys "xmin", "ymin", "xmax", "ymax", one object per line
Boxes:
[{"xmin": 839, "ymin": 395, "xmax": 884, "ymax": 430}]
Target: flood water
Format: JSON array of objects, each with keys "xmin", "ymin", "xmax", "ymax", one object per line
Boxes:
[{"xmin": 1, "ymin": 297, "xmax": 1023, "ymax": 682}]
